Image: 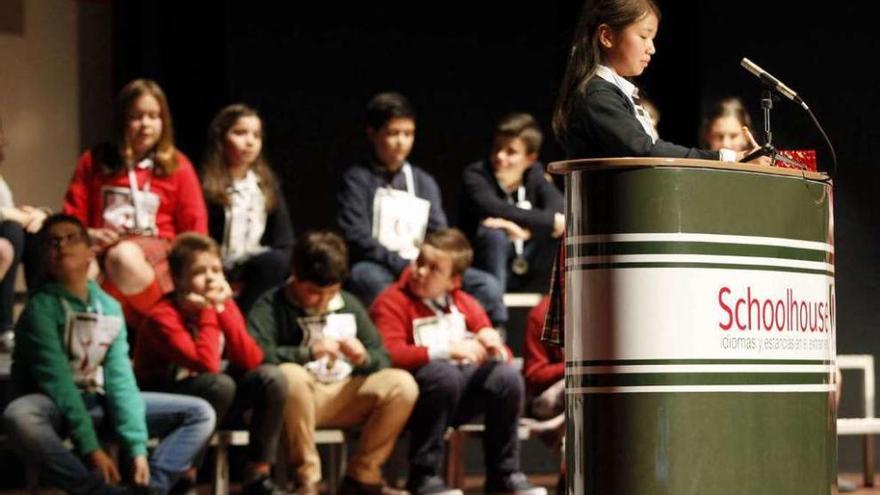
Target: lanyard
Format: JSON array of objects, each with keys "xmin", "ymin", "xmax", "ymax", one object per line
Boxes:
[
  {"xmin": 59, "ymin": 294, "xmax": 103, "ymax": 319},
  {"xmin": 500, "ymin": 185, "xmax": 528, "ymax": 259},
  {"xmin": 402, "ymin": 163, "xmax": 415, "ymax": 195},
  {"xmin": 126, "ymin": 159, "xmax": 153, "ymax": 231},
  {"xmin": 382, "ymin": 163, "xmax": 415, "ymax": 195}
]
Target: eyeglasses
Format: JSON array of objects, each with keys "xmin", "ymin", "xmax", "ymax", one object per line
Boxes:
[{"xmin": 45, "ymin": 232, "xmax": 86, "ymax": 248}]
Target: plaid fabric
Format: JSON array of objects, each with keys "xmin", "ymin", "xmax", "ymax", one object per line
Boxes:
[
  {"xmin": 100, "ymin": 235, "xmax": 174, "ymax": 293},
  {"xmin": 125, "ymin": 235, "xmax": 173, "ymax": 293},
  {"xmin": 541, "ymin": 239, "xmax": 565, "ymax": 347}
]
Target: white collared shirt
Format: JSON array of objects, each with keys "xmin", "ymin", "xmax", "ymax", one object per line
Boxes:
[
  {"xmin": 222, "ymin": 170, "xmax": 268, "ymax": 265},
  {"xmin": 595, "ymin": 65, "xmax": 658, "ymax": 143}
]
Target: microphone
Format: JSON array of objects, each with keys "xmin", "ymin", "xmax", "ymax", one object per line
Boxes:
[{"xmin": 740, "ymin": 58, "xmax": 803, "ymax": 104}]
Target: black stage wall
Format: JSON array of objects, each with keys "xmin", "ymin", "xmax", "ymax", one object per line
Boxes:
[{"xmin": 110, "ymin": 0, "xmax": 878, "ymax": 471}]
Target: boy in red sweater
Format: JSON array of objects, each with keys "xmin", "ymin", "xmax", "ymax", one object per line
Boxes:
[
  {"xmin": 371, "ymin": 228, "xmax": 545, "ymax": 495},
  {"xmin": 133, "ymin": 233, "xmax": 289, "ymax": 495}
]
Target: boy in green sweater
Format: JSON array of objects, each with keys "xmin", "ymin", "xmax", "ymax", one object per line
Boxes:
[
  {"xmin": 247, "ymin": 230, "xmax": 417, "ymax": 495},
  {"xmin": 2, "ymin": 214, "xmax": 216, "ymax": 495}
]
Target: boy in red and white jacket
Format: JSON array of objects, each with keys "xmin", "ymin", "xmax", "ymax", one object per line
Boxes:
[
  {"xmin": 133, "ymin": 233, "xmax": 289, "ymax": 495},
  {"xmin": 371, "ymin": 228, "xmax": 545, "ymax": 495}
]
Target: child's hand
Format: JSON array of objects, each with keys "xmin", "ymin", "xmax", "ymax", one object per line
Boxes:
[
  {"xmin": 552, "ymin": 213, "xmax": 565, "ymax": 239},
  {"xmin": 482, "ymin": 217, "xmax": 532, "ymax": 241},
  {"xmin": 88, "ymin": 228, "xmax": 120, "ymax": 249},
  {"xmin": 181, "ymin": 292, "xmax": 211, "ymax": 312},
  {"xmin": 205, "ymin": 278, "xmax": 233, "ymax": 312},
  {"xmin": 131, "ymin": 455, "xmax": 150, "ymax": 486},
  {"xmin": 89, "ymin": 449, "xmax": 121, "ymax": 485},
  {"xmin": 20, "ymin": 206, "xmax": 48, "ymax": 234},
  {"xmin": 339, "ymin": 337, "xmax": 367, "ymax": 366},
  {"xmin": 476, "ymin": 327, "xmax": 504, "ymax": 354},
  {"xmin": 311, "ymin": 338, "xmax": 341, "ymax": 361},
  {"xmin": 737, "ymin": 127, "xmax": 772, "ymax": 166},
  {"xmin": 450, "ymin": 339, "xmax": 488, "ymax": 364}
]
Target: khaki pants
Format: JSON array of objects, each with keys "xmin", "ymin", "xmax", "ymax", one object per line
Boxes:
[{"xmin": 279, "ymin": 363, "xmax": 418, "ymax": 485}]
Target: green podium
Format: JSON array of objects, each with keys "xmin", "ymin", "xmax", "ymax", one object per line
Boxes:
[{"xmin": 549, "ymin": 158, "xmax": 836, "ymax": 494}]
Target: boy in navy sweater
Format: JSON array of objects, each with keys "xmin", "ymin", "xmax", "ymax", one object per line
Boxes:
[{"xmin": 337, "ymin": 92, "xmax": 507, "ymax": 326}]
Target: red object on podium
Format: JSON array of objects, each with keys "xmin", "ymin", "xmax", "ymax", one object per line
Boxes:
[{"xmin": 775, "ymin": 150, "xmax": 817, "ymax": 171}]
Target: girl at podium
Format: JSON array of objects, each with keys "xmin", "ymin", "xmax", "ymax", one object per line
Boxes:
[{"xmin": 552, "ymin": 0, "xmax": 761, "ymax": 162}]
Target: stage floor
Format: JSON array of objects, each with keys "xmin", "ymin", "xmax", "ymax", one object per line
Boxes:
[{"xmin": 1, "ymin": 473, "xmax": 877, "ymax": 494}]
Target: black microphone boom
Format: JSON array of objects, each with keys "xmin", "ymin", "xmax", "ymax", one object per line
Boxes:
[{"xmin": 740, "ymin": 57, "xmax": 838, "ymax": 177}]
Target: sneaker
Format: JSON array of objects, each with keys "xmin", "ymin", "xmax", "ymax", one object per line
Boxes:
[
  {"xmin": 0, "ymin": 329, "xmax": 14, "ymax": 353},
  {"xmin": 405, "ymin": 475, "xmax": 462, "ymax": 495},
  {"xmin": 336, "ymin": 476, "xmax": 410, "ymax": 495},
  {"xmin": 838, "ymin": 478, "xmax": 858, "ymax": 492},
  {"xmin": 485, "ymin": 472, "xmax": 547, "ymax": 495},
  {"xmin": 243, "ymin": 474, "xmax": 292, "ymax": 495}
]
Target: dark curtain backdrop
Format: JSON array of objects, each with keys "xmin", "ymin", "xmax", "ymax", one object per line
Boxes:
[{"xmin": 110, "ymin": 0, "xmax": 879, "ymax": 470}]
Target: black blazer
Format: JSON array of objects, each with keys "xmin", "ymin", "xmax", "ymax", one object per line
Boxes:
[
  {"xmin": 457, "ymin": 160, "xmax": 563, "ymax": 240},
  {"xmin": 562, "ymin": 78, "xmax": 720, "ymax": 160},
  {"xmin": 206, "ymin": 180, "xmax": 294, "ymax": 262}
]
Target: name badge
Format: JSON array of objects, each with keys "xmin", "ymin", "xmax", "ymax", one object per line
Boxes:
[
  {"xmin": 413, "ymin": 312, "xmax": 467, "ymax": 351},
  {"xmin": 372, "ymin": 188, "xmax": 430, "ymax": 260},
  {"xmin": 65, "ymin": 311, "xmax": 122, "ymax": 393},
  {"xmin": 101, "ymin": 186, "xmax": 160, "ymax": 235}
]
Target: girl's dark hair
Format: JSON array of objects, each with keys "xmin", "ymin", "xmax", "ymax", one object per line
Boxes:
[
  {"xmin": 552, "ymin": 0, "xmax": 660, "ymax": 141},
  {"xmin": 201, "ymin": 104, "xmax": 278, "ymax": 211},
  {"xmin": 700, "ymin": 97, "xmax": 752, "ymax": 147},
  {"xmin": 101, "ymin": 79, "xmax": 179, "ymax": 176},
  {"xmin": 366, "ymin": 92, "xmax": 416, "ymax": 130},
  {"xmin": 291, "ymin": 230, "xmax": 349, "ymax": 287}
]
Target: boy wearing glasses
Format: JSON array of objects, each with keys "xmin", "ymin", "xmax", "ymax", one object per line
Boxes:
[{"xmin": 3, "ymin": 214, "xmax": 215, "ymax": 495}]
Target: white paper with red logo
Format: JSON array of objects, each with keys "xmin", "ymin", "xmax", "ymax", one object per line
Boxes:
[{"xmin": 298, "ymin": 313, "xmax": 358, "ymax": 383}]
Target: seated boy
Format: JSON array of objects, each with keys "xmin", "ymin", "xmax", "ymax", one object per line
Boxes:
[
  {"xmin": 247, "ymin": 230, "xmax": 417, "ymax": 495},
  {"xmin": 370, "ymin": 228, "xmax": 546, "ymax": 495},
  {"xmin": 3, "ymin": 214, "xmax": 215, "ymax": 495},
  {"xmin": 522, "ymin": 296, "xmax": 564, "ymax": 433},
  {"xmin": 458, "ymin": 113, "xmax": 563, "ymax": 292},
  {"xmin": 337, "ymin": 91, "xmax": 507, "ymax": 326},
  {"xmin": 133, "ymin": 233, "xmax": 289, "ymax": 495}
]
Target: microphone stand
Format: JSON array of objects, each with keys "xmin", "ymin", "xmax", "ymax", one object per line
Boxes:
[{"xmin": 741, "ymin": 89, "xmax": 805, "ymax": 169}]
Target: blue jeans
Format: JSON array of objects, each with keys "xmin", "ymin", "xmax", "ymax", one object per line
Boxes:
[
  {"xmin": 348, "ymin": 261, "xmax": 508, "ymax": 325},
  {"xmin": 473, "ymin": 225, "xmax": 557, "ymax": 293},
  {"xmin": 3, "ymin": 392, "xmax": 216, "ymax": 495}
]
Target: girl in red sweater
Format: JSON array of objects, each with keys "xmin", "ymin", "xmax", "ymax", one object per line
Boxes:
[{"xmin": 63, "ymin": 79, "xmax": 208, "ymax": 320}]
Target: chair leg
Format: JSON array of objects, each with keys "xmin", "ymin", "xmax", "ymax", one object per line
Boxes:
[
  {"xmin": 275, "ymin": 435, "xmax": 289, "ymax": 491},
  {"xmin": 327, "ymin": 441, "xmax": 348, "ymax": 495},
  {"xmin": 26, "ymin": 461, "xmax": 39, "ymax": 495},
  {"xmin": 444, "ymin": 430, "xmax": 465, "ymax": 490},
  {"xmin": 864, "ymin": 434, "xmax": 875, "ymax": 487},
  {"xmin": 213, "ymin": 436, "xmax": 230, "ymax": 495}
]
